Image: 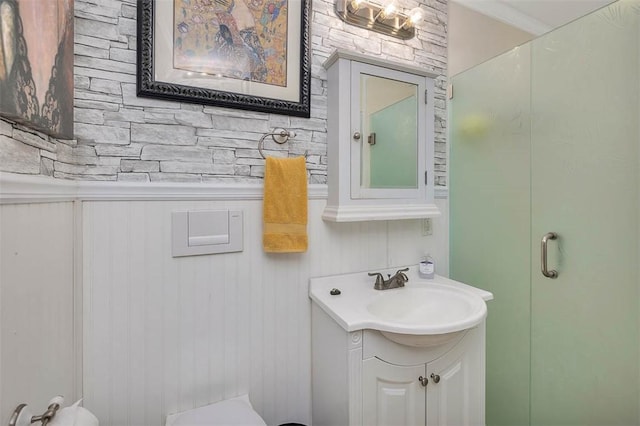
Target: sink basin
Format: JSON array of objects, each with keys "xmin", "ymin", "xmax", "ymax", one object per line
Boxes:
[
  {"xmin": 367, "ymin": 287, "xmax": 483, "ymax": 324},
  {"xmin": 309, "ymin": 268, "xmax": 492, "ymax": 347},
  {"xmin": 366, "ymin": 286, "xmax": 486, "ymax": 346}
]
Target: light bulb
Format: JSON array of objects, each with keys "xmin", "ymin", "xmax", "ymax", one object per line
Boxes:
[
  {"xmin": 349, "ymin": 0, "xmax": 365, "ymax": 10},
  {"xmin": 407, "ymin": 7, "xmax": 424, "ymax": 24},
  {"xmin": 374, "ymin": 0, "xmax": 397, "ymax": 20},
  {"xmin": 401, "ymin": 6, "xmax": 424, "ymax": 28},
  {"xmin": 381, "ymin": 1, "xmax": 397, "ymax": 18}
]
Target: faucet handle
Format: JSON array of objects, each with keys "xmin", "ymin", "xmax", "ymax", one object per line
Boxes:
[
  {"xmin": 368, "ymin": 272, "xmax": 385, "ymax": 288},
  {"xmin": 394, "ymin": 268, "xmax": 409, "ymax": 283}
]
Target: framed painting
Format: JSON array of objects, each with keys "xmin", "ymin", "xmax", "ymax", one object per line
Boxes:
[
  {"xmin": 0, "ymin": 0, "xmax": 74, "ymax": 139},
  {"xmin": 137, "ymin": 0, "xmax": 312, "ymax": 118}
]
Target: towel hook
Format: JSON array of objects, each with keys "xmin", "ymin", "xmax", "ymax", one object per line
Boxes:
[{"xmin": 258, "ymin": 128, "xmax": 308, "ymax": 159}]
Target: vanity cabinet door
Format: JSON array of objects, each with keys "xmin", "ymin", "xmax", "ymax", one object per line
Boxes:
[
  {"xmin": 426, "ymin": 343, "xmax": 480, "ymax": 426},
  {"xmin": 363, "ymin": 357, "xmax": 426, "ymax": 426}
]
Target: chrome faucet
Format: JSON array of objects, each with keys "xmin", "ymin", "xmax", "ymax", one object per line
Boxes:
[{"xmin": 368, "ymin": 268, "xmax": 409, "ymax": 290}]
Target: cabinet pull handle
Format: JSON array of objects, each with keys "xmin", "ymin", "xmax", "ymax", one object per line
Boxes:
[
  {"xmin": 541, "ymin": 232, "xmax": 558, "ymax": 279},
  {"xmin": 430, "ymin": 373, "xmax": 440, "ymax": 384},
  {"xmin": 353, "ymin": 132, "xmax": 361, "ymax": 141},
  {"xmin": 367, "ymin": 132, "xmax": 376, "ymax": 145},
  {"xmin": 418, "ymin": 376, "xmax": 428, "ymax": 387}
]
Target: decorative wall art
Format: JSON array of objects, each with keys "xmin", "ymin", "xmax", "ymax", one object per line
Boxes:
[
  {"xmin": 137, "ymin": 0, "xmax": 312, "ymax": 118},
  {"xmin": 0, "ymin": 0, "xmax": 75, "ymax": 139}
]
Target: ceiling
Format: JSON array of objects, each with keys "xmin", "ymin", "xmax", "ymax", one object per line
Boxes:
[{"xmin": 451, "ymin": 0, "xmax": 616, "ymax": 35}]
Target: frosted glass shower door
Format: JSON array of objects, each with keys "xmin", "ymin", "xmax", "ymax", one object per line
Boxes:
[
  {"xmin": 450, "ymin": 45, "xmax": 532, "ymax": 426},
  {"xmin": 451, "ymin": 2, "xmax": 640, "ymax": 425},
  {"xmin": 529, "ymin": 3, "xmax": 639, "ymax": 424}
]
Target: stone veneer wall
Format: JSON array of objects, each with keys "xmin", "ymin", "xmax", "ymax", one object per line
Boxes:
[
  {"xmin": 0, "ymin": 0, "xmax": 447, "ymax": 185},
  {"xmin": 0, "ymin": 118, "xmax": 71, "ymax": 176}
]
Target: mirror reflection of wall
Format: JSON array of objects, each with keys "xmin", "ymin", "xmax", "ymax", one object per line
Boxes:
[{"xmin": 360, "ymin": 74, "xmax": 418, "ymax": 189}]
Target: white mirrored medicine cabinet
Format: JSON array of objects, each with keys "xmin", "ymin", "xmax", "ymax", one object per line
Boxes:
[{"xmin": 322, "ymin": 49, "xmax": 441, "ymax": 222}]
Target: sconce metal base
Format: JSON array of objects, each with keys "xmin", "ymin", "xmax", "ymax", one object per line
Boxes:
[{"xmin": 334, "ymin": 1, "xmax": 416, "ymax": 40}]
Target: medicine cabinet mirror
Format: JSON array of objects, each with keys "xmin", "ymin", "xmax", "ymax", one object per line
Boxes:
[{"xmin": 323, "ymin": 49, "xmax": 440, "ymax": 222}]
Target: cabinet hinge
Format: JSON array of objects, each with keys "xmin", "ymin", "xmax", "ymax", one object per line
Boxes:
[
  {"xmin": 425, "ymin": 89, "xmax": 428, "ymax": 104},
  {"xmin": 447, "ymin": 84, "xmax": 454, "ymax": 100}
]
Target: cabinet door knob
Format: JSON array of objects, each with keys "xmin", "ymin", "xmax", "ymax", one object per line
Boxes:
[
  {"xmin": 353, "ymin": 132, "xmax": 361, "ymax": 140},
  {"xmin": 418, "ymin": 376, "xmax": 428, "ymax": 387},
  {"xmin": 430, "ymin": 373, "xmax": 440, "ymax": 384}
]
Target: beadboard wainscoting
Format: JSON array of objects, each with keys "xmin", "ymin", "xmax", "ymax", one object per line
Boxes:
[
  {"xmin": 82, "ymin": 197, "xmax": 448, "ymax": 426},
  {"xmin": 0, "ymin": 201, "xmax": 79, "ymax": 423},
  {"xmin": 1, "ymin": 173, "xmax": 448, "ymax": 426}
]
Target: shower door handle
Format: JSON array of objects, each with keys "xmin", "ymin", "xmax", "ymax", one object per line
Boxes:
[{"xmin": 541, "ymin": 232, "xmax": 558, "ymax": 279}]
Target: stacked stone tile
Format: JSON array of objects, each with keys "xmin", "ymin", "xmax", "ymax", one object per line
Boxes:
[{"xmin": 1, "ymin": 0, "xmax": 448, "ymax": 186}]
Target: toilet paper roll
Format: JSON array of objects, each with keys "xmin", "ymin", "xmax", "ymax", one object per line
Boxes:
[{"xmin": 48, "ymin": 399, "xmax": 99, "ymax": 426}]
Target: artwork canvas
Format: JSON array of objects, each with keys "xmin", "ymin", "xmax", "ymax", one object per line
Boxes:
[
  {"xmin": 174, "ymin": 0, "xmax": 289, "ymax": 87},
  {"xmin": 0, "ymin": 0, "xmax": 74, "ymax": 139},
  {"xmin": 137, "ymin": 0, "xmax": 311, "ymax": 118}
]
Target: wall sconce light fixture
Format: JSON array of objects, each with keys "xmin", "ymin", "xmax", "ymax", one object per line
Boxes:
[{"xmin": 334, "ymin": 0, "xmax": 425, "ymax": 39}]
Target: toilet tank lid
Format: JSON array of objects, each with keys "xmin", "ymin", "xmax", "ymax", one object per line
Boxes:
[{"xmin": 165, "ymin": 394, "xmax": 267, "ymax": 426}]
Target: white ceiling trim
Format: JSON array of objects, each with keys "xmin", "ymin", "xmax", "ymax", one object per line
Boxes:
[{"xmin": 452, "ymin": 0, "xmax": 552, "ymax": 35}]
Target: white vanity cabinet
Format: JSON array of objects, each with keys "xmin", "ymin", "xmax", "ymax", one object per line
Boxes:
[
  {"xmin": 322, "ymin": 49, "xmax": 441, "ymax": 222},
  {"xmin": 311, "ymin": 304, "xmax": 486, "ymax": 426}
]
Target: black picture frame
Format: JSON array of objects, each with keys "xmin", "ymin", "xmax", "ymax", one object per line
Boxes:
[{"xmin": 136, "ymin": 0, "xmax": 311, "ymax": 118}]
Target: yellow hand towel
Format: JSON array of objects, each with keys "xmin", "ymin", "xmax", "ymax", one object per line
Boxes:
[{"xmin": 263, "ymin": 156, "xmax": 308, "ymax": 253}]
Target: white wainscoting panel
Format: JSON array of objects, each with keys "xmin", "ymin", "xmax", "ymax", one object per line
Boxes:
[
  {"xmin": 82, "ymin": 197, "xmax": 449, "ymax": 426},
  {"xmin": 0, "ymin": 202, "xmax": 77, "ymax": 423},
  {"xmin": 388, "ymin": 198, "xmax": 450, "ymax": 275}
]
